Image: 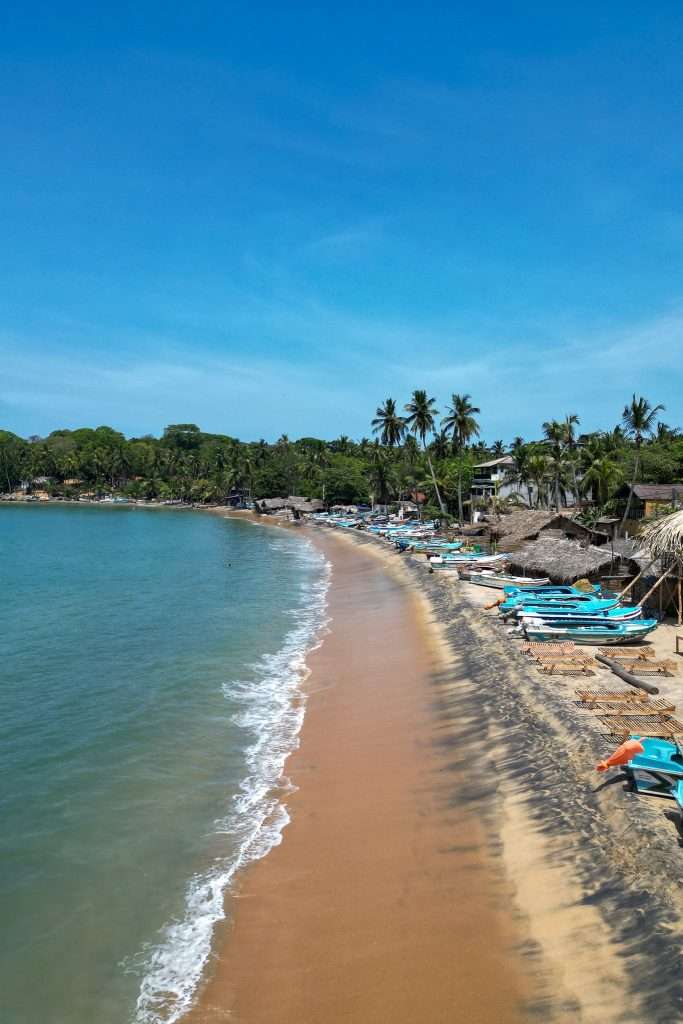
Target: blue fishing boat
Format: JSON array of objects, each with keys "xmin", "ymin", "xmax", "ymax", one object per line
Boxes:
[
  {"xmin": 520, "ymin": 605, "xmax": 643, "ymax": 623},
  {"xmin": 503, "ymin": 583, "xmax": 602, "ymax": 597},
  {"xmin": 499, "ymin": 595, "xmax": 621, "ymax": 615},
  {"xmin": 623, "ymin": 738, "xmax": 683, "ymax": 799},
  {"xmin": 523, "ymin": 618, "xmax": 658, "ymax": 645}
]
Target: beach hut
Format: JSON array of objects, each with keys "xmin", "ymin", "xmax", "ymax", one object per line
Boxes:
[
  {"xmin": 638, "ymin": 510, "xmax": 683, "ymax": 625},
  {"xmin": 489, "ymin": 510, "xmax": 605, "ymax": 551},
  {"xmin": 506, "ymin": 535, "xmax": 638, "ymax": 585}
]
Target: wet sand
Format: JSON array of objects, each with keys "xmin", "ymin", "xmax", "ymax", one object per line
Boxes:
[{"xmin": 186, "ymin": 529, "xmax": 527, "ymax": 1024}]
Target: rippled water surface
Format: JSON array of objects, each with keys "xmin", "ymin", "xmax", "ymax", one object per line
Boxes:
[{"xmin": 0, "ymin": 505, "xmax": 329, "ymax": 1024}]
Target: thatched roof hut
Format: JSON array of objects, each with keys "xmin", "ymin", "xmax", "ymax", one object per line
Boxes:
[
  {"xmin": 506, "ymin": 536, "xmax": 637, "ymax": 584},
  {"xmin": 640, "ymin": 509, "xmax": 683, "ymax": 564},
  {"xmin": 258, "ymin": 497, "xmax": 288, "ymax": 511},
  {"xmin": 489, "ymin": 509, "xmax": 605, "ymax": 548},
  {"xmin": 288, "ymin": 496, "xmax": 325, "ymax": 513}
]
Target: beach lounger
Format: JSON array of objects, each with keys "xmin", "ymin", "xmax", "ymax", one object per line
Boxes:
[
  {"xmin": 607, "ymin": 658, "xmax": 678, "ymax": 676},
  {"xmin": 575, "ymin": 688, "xmax": 650, "ymax": 703},
  {"xmin": 598, "ymin": 714, "xmax": 683, "ymax": 739},
  {"xmin": 537, "ymin": 659, "xmax": 595, "ymax": 676},
  {"xmin": 591, "ymin": 698, "xmax": 676, "ymax": 715},
  {"xmin": 521, "ymin": 641, "xmax": 577, "ymax": 655},
  {"xmin": 597, "ymin": 646, "xmax": 656, "ymax": 660}
]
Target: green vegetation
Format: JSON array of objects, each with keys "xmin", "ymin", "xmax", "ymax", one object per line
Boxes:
[{"xmin": 1, "ymin": 394, "xmax": 681, "ymax": 519}]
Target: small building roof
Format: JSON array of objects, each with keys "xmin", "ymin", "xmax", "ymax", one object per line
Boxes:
[
  {"xmin": 473, "ymin": 455, "xmax": 514, "ymax": 469},
  {"xmin": 629, "ymin": 484, "xmax": 683, "ymax": 502}
]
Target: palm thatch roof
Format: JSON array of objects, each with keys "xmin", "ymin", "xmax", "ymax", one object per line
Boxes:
[
  {"xmin": 506, "ymin": 536, "xmax": 636, "ymax": 583},
  {"xmin": 490, "ymin": 510, "xmax": 565, "ymax": 546},
  {"xmin": 640, "ymin": 509, "xmax": 683, "ymax": 563}
]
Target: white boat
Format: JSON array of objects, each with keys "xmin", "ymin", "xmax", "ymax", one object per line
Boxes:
[{"xmin": 465, "ymin": 571, "xmax": 550, "ymax": 590}]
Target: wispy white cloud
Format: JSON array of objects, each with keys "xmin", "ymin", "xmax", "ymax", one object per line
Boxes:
[{"xmin": 1, "ymin": 303, "xmax": 681, "ymax": 442}]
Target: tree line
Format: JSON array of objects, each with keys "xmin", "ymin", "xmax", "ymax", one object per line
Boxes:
[{"xmin": 1, "ymin": 393, "xmax": 681, "ymax": 520}]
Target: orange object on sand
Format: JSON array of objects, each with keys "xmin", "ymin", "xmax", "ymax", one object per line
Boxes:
[
  {"xmin": 484, "ymin": 597, "xmax": 504, "ymax": 610},
  {"xmin": 596, "ymin": 738, "xmax": 644, "ymax": 772}
]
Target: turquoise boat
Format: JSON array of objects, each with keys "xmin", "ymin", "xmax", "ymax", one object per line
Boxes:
[
  {"xmin": 523, "ymin": 618, "xmax": 658, "ymax": 645},
  {"xmin": 503, "ymin": 583, "xmax": 602, "ymax": 597},
  {"xmin": 623, "ymin": 738, "xmax": 683, "ymax": 799},
  {"xmin": 520, "ymin": 605, "xmax": 643, "ymax": 623},
  {"xmin": 499, "ymin": 595, "xmax": 620, "ymax": 615}
]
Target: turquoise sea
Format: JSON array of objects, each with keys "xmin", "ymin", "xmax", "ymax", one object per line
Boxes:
[{"xmin": 0, "ymin": 505, "xmax": 329, "ymax": 1024}]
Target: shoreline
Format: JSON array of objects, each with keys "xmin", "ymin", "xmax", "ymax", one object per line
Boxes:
[
  {"xmin": 184, "ymin": 526, "xmax": 529, "ymax": 1023},
  {"xmin": 187, "ymin": 520, "xmax": 683, "ymax": 1023}
]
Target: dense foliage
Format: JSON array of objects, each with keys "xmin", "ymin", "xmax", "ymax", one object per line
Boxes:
[{"xmin": 1, "ymin": 393, "xmax": 682, "ymax": 518}]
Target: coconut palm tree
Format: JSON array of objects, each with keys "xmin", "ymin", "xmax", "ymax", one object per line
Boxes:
[
  {"xmin": 560, "ymin": 413, "xmax": 580, "ymax": 503},
  {"xmin": 371, "ymin": 398, "xmax": 406, "ymax": 448},
  {"xmin": 620, "ymin": 394, "xmax": 665, "ymax": 528},
  {"xmin": 505, "ymin": 438, "xmax": 534, "ymax": 507},
  {"xmin": 367, "ymin": 442, "xmax": 396, "ymax": 506},
  {"xmin": 541, "ymin": 419, "xmax": 569, "ymax": 510},
  {"xmin": 527, "ymin": 451, "xmax": 550, "ymax": 508},
  {"xmin": 404, "ymin": 390, "xmax": 446, "ymax": 515},
  {"xmin": 490, "ymin": 439, "xmax": 506, "ymax": 457},
  {"xmin": 581, "ymin": 454, "xmax": 623, "ymax": 506},
  {"xmin": 442, "ymin": 393, "xmax": 481, "ymax": 523}
]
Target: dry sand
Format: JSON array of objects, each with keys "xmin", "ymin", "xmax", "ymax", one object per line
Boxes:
[{"xmin": 185, "ymin": 528, "xmax": 527, "ymax": 1024}]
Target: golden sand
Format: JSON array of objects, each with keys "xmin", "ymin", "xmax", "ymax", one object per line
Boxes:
[{"xmin": 185, "ymin": 530, "xmax": 526, "ymax": 1024}]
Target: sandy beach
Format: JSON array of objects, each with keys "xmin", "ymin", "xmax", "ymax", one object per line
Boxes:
[
  {"xmin": 185, "ymin": 527, "xmax": 528, "ymax": 1023},
  {"xmin": 181, "ymin": 519, "xmax": 683, "ymax": 1024}
]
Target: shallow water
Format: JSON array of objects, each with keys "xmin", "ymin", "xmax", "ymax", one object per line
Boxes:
[{"xmin": 0, "ymin": 505, "xmax": 329, "ymax": 1024}]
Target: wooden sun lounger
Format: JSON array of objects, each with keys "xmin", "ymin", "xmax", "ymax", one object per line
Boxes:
[
  {"xmin": 522, "ymin": 641, "xmax": 577, "ymax": 655},
  {"xmin": 607, "ymin": 658, "xmax": 678, "ymax": 676},
  {"xmin": 591, "ymin": 698, "xmax": 676, "ymax": 715},
  {"xmin": 531, "ymin": 650, "xmax": 594, "ymax": 666},
  {"xmin": 575, "ymin": 688, "xmax": 650, "ymax": 703},
  {"xmin": 598, "ymin": 714, "xmax": 683, "ymax": 738},
  {"xmin": 597, "ymin": 646, "xmax": 656, "ymax": 660},
  {"xmin": 536, "ymin": 657, "xmax": 595, "ymax": 676}
]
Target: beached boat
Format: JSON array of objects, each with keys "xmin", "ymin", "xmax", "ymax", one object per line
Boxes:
[
  {"xmin": 520, "ymin": 605, "xmax": 644, "ymax": 624},
  {"xmin": 499, "ymin": 593, "xmax": 620, "ymax": 615},
  {"xmin": 523, "ymin": 619, "xmax": 658, "ymax": 645},
  {"xmin": 622, "ymin": 738, "xmax": 683, "ymax": 800},
  {"xmin": 502, "ymin": 583, "xmax": 602, "ymax": 597},
  {"xmin": 465, "ymin": 571, "xmax": 550, "ymax": 590}
]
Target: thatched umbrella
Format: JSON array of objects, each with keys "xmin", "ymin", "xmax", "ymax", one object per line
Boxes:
[
  {"xmin": 639, "ymin": 510, "xmax": 683, "ymax": 624},
  {"xmin": 640, "ymin": 509, "xmax": 683, "ymax": 562}
]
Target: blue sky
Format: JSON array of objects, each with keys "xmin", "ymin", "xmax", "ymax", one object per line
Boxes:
[{"xmin": 2, "ymin": 2, "xmax": 683, "ymax": 443}]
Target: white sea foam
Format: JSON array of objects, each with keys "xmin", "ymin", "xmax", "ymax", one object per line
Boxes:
[{"xmin": 129, "ymin": 536, "xmax": 331, "ymax": 1024}]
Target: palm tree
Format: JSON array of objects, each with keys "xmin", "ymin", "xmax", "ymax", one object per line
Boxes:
[
  {"xmin": 560, "ymin": 413, "xmax": 580, "ymax": 504},
  {"xmin": 404, "ymin": 390, "xmax": 446, "ymax": 515},
  {"xmin": 430, "ymin": 430, "xmax": 451, "ymax": 462},
  {"xmin": 505, "ymin": 438, "xmax": 534, "ymax": 507},
  {"xmin": 442, "ymin": 393, "xmax": 481, "ymax": 523},
  {"xmin": 527, "ymin": 451, "xmax": 550, "ymax": 508},
  {"xmin": 581, "ymin": 454, "xmax": 623, "ymax": 506},
  {"xmin": 541, "ymin": 420, "xmax": 568, "ymax": 511},
  {"xmin": 620, "ymin": 394, "xmax": 665, "ymax": 528},
  {"xmin": 371, "ymin": 398, "xmax": 406, "ymax": 448},
  {"xmin": 367, "ymin": 442, "xmax": 396, "ymax": 506},
  {"xmin": 490, "ymin": 439, "xmax": 506, "ymax": 457}
]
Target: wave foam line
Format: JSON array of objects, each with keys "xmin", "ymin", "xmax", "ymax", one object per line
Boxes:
[{"xmin": 129, "ymin": 539, "xmax": 331, "ymax": 1024}]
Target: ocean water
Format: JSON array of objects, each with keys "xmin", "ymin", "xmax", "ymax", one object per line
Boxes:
[{"xmin": 0, "ymin": 505, "xmax": 330, "ymax": 1024}]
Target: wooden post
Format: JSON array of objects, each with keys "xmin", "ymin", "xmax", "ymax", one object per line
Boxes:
[
  {"xmin": 636, "ymin": 566, "xmax": 676, "ymax": 609},
  {"xmin": 678, "ymin": 575, "xmax": 682, "ymax": 627},
  {"xmin": 617, "ymin": 558, "xmax": 658, "ymax": 599}
]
